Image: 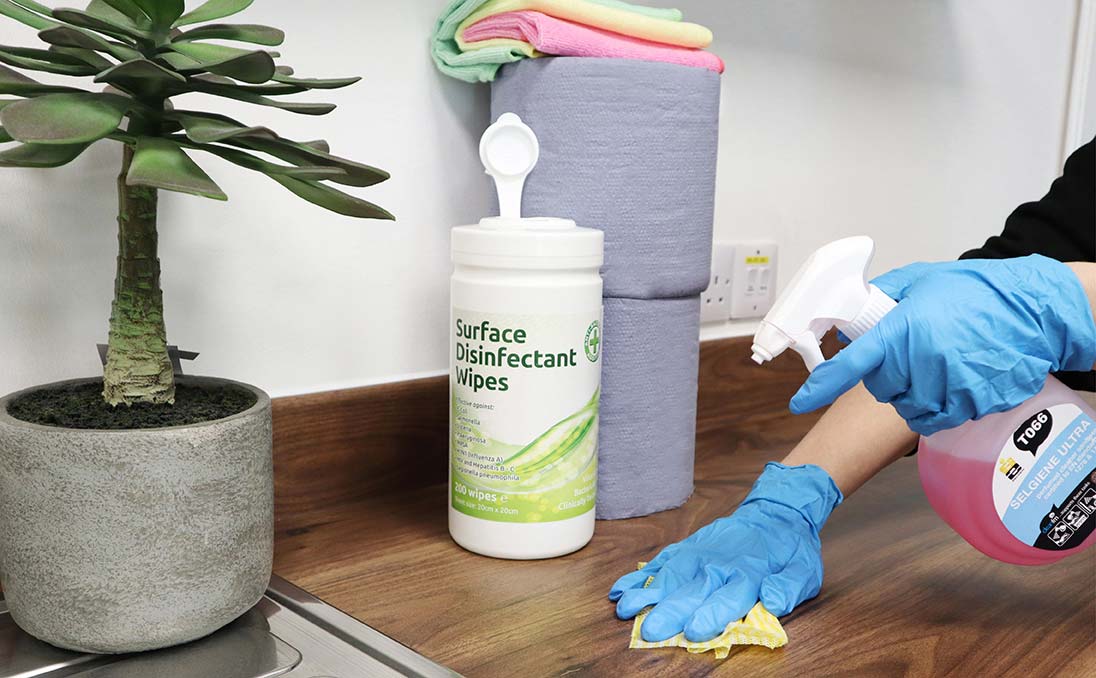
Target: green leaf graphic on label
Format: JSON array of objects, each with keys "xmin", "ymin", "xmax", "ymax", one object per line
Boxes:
[{"xmin": 452, "ymin": 389, "xmax": 599, "ymax": 522}]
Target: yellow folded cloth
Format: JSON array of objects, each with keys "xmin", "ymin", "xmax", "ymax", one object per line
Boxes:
[
  {"xmin": 628, "ymin": 565, "xmax": 788, "ymax": 659},
  {"xmin": 456, "ymin": 0, "xmax": 713, "ymax": 50},
  {"xmin": 466, "ymin": 38, "xmax": 542, "ymax": 57}
]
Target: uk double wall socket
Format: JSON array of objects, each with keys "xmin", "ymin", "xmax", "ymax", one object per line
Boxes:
[
  {"xmin": 700, "ymin": 241, "xmax": 778, "ymax": 323},
  {"xmin": 728, "ymin": 241, "xmax": 778, "ymax": 318}
]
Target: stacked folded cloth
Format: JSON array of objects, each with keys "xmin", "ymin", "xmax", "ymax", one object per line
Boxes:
[{"xmin": 432, "ymin": 0, "xmax": 722, "ymax": 82}]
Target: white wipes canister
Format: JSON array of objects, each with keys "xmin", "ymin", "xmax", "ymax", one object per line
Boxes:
[{"xmin": 449, "ymin": 216, "xmax": 603, "ymax": 559}]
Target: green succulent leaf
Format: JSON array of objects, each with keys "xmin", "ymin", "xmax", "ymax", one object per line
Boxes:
[
  {"xmin": 174, "ymin": 23, "xmax": 284, "ymax": 46},
  {"xmin": 190, "ymin": 73, "xmax": 306, "ymax": 95},
  {"xmin": 166, "ymin": 41, "xmax": 274, "ymax": 83},
  {"xmin": 271, "ymin": 73, "xmax": 361, "ymax": 90},
  {"xmin": 0, "ymin": 140, "xmax": 92, "ymax": 167},
  {"xmin": 38, "ymin": 26, "xmax": 141, "ymax": 61},
  {"xmin": 154, "ymin": 49, "xmax": 199, "ymax": 69},
  {"xmin": 1, "ymin": 92, "xmax": 130, "ymax": 144},
  {"xmin": 0, "ymin": 91, "xmax": 92, "ymax": 163},
  {"xmin": 11, "ymin": 0, "xmax": 58, "ymax": 20},
  {"xmin": 95, "ymin": 58, "xmax": 185, "ymax": 97},
  {"xmin": 52, "ymin": 8, "xmax": 153, "ymax": 42},
  {"xmin": 173, "ymin": 0, "xmax": 253, "ymax": 28},
  {"xmin": 0, "ymin": 51, "xmax": 93, "ymax": 76},
  {"xmin": 300, "ymin": 139, "xmax": 330, "ymax": 152},
  {"xmin": 232, "ymin": 82, "xmax": 306, "ymax": 95},
  {"xmin": 0, "ymin": 44, "xmax": 91, "ymax": 65},
  {"xmin": 269, "ymin": 174, "xmax": 393, "ymax": 220},
  {"xmin": 0, "ymin": 0, "xmax": 392, "ymax": 222},
  {"xmin": 231, "ymin": 136, "xmax": 389, "ymax": 188},
  {"xmin": 189, "ymin": 80, "xmax": 336, "ymax": 115},
  {"xmin": 10, "ymin": 0, "xmax": 51, "ymax": 13},
  {"xmin": 85, "ymin": 0, "xmax": 144, "ymax": 29},
  {"xmin": 179, "ymin": 139, "xmax": 346, "ymax": 181},
  {"xmin": 0, "ymin": 44, "xmax": 100, "ymax": 75},
  {"xmin": 127, "ymin": 136, "xmax": 226, "ymax": 200},
  {"xmin": 167, "ymin": 110, "xmax": 274, "ymax": 144},
  {"xmin": 0, "ymin": 100, "xmax": 11, "ymax": 141},
  {"xmin": 49, "ymin": 45, "xmax": 113, "ymax": 71},
  {"xmin": 0, "ymin": 63, "xmax": 83, "ymax": 96},
  {"xmin": 93, "ymin": 0, "xmax": 152, "ymax": 27},
  {"xmin": 129, "ymin": 0, "xmax": 183, "ymax": 31},
  {"xmin": 0, "ymin": 63, "xmax": 35, "ymax": 87},
  {"xmin": 0, "ymin": 0, "xmax": 57, "ymax": 29}
]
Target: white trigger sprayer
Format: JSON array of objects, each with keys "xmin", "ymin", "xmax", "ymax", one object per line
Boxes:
[{"xmin": 751, "ymin": 236, "xmax": 897, "ymax": 371}]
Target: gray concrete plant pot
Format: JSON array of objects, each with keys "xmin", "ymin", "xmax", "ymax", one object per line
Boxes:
[{"xmin": 0, "ymin": 376, "xmax": 274, "ymax": 654}]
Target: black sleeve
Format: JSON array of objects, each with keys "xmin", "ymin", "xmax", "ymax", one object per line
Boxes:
[
  {"xmin": 960, "ymin": 137, "xmax": 1095, "ymax": 262},
  {"xmin": 904, "ymin": 139, "xmax": 1094, "ymax": 455},
  {"xmin": 962, "ymin": 136, "xmax": 1095, "ymax": 391}
]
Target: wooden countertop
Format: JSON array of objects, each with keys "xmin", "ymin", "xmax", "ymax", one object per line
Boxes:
[{"xmin": 270, "ymin": 339, "xmax": 1095, "ymax": 677}]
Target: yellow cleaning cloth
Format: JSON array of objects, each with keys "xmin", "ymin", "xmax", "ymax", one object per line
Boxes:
[
  {"xmin": 456, "ymin": 0, "xmax": 713, "ymax": 51},
  {"xmin": 466, "ymin": 39, "xmax": 543, "ymax": 58},
  {"xmin": 628, "ymin": 565, "xmax": 788, "ymax": 659}
]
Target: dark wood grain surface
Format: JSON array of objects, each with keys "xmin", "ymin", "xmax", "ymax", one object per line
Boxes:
[{"xmin": 271, "ymin": 337, "xmax": 1096, "ymax": 678}]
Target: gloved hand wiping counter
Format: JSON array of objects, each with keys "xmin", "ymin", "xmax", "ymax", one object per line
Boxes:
[
  {"xmin": 612, "ymin": 463, "xmax": 841, "ymax": 642},
  {"xmin": 612, "ymin": 136, "xmax": 1096, "ymax": 642}
]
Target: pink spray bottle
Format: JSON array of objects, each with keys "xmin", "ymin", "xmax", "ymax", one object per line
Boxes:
[{"xmin": 750, "ymin": 236, "xmax": 1096, "ymax": 565}]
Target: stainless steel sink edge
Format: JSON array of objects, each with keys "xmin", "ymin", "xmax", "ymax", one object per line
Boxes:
[
  {"xmin": 266, "ymin": 575, "xmax": 462, "ymax": 678},
  {"xmin": 0, "ymin": 575, "xmax": 462, "ymax": 678}
]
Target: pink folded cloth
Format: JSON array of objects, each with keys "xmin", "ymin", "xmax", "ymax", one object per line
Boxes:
[{"xmin": 463, "ymin": 10, "xmax": 724, "ymax": 74}]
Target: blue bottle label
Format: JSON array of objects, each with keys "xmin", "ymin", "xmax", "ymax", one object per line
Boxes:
[{"xmin": 992, "ymin": 404, "xmax": 1096, "ymax": 551}]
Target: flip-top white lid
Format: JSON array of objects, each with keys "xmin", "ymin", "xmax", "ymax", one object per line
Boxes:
[
  {"xmin": 452, "ymin": 217, "xmax": 603, "ymax": 270},
  {"xmin": 453, "ymin": 114, "xmax": 603, "ymax": 270}
]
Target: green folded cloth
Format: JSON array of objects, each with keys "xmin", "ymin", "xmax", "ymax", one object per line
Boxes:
[{"xmin": 431, "ymin": 0, "xmax": 683, "ymax": 83}]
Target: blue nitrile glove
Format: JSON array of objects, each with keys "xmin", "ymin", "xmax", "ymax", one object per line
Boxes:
[
  {"xmin": 609, "ymin": 463, "xmax": 843, "ymax": 642},
  {"xmin": 790, "ymin": 255, "xmax": 1096, "ymax": 436}
]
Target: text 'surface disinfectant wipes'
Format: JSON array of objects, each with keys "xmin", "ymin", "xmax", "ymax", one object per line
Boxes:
[
  {"xmin": 448, "ymin": 113, "xmax": 604, "ymax": 559},
  {"xmin": 752, "ymin": 237, "xmax": 1096, "ymax": 565}
]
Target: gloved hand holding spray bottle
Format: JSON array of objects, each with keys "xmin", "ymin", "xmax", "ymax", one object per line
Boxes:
[{"xmin": 753, "ymin": 236, "xmax": 1096, "ymax": 564}]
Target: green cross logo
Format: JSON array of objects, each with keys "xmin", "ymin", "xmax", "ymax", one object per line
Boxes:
[{"xmin": 585, "ymin": 321, "xmax": 601, "ymax": 363}]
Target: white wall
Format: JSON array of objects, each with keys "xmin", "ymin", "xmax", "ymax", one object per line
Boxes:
[
  {"xmin": 0, "ymin": 1, "xmax": 1087, "ymax": 398},
  {"xmin": 698, "ymin": 0, "xmax": 1081, "ymax": 339},
  {"xmin": 1067, "ymin": 0, "xmax": 1096, "ymax": 151}
]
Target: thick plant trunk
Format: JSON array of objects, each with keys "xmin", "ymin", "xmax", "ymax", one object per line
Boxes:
[{"xmin": 102, "ymin": 144, "xmax": 174, "ymax": 406}]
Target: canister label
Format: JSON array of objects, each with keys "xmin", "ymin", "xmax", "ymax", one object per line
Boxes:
[
  {"xmin": 450, "ymin": 308, "xmax": 601, "ymax": 523},
  {"xmin": 993, "ymin": 404, "xmax": 1096, "ymax": 550}
]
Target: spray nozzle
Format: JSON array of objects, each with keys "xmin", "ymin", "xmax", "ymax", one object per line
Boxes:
[{"xmin": 751, "ymin": 236, "xmax": 897, "ymax": 372}]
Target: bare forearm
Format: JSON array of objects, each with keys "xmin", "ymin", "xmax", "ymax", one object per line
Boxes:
[
  {"xmin": 1066, "ymin": 262, "xmax": 1096, "ymax": 370},
  {"xmin": 782, "ymin": 383, "xmax": 917, "ymax": 496}
]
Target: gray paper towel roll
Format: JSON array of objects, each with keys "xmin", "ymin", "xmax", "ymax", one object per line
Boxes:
[
  {"xmin": 491, "ymin": 58, "xmax": 720, "ymax": 299},
  {"xmin": 598, "ymin": 295, "xmax": 700, "ymax": 519}
]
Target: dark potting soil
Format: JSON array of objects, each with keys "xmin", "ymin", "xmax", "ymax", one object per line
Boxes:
[{"xmin": 5, "ymin": 381, "xmax": 257, "ymax": 430}]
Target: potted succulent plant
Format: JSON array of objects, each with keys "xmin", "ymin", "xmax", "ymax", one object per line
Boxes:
[{"xmin": 0, "ymin": 0, "xmax": 391, "ymax": 654}]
